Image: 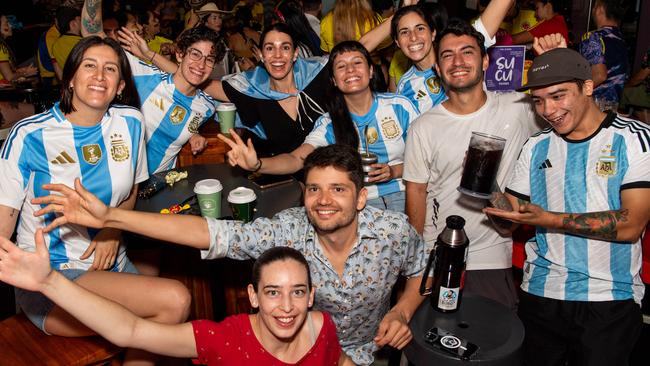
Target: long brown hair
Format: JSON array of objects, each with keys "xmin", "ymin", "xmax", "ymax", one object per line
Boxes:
[{"xmin": 332, "ymin": 0, "xmax": 379, "ymax": 45}]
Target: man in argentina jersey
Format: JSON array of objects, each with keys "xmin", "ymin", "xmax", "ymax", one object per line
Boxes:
[
  {"xmin": 485, "ymin": 48, "xmax": 650, "ymax": 366},
  {"xmin": 304, "ymin": 94, "xmax": 419, "ymax": 208},
  {"xmin": 0, "ymin": 103, "xmax": 149, "ymax": 271}
]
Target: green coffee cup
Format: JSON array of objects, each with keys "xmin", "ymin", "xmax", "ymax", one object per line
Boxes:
[
  {"xmin": 227, "ymin": 187, "xmax": 257, "ymax": 222},
  {"xmin": 217, "ymin": 102, "xmax": 236, "ymax": 136},
  {"xmin": 194, "ymin": 179, "xmax": 223, "ymax": 218}
]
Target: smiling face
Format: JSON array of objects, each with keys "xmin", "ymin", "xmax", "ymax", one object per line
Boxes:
[
  {"xmin": 69, "ymin": 45, "xmax": 125, "ymax": 113},
  {"xmin": 436, "ymin": 34, "xmax": 487, "ymax": 93},
  {"xmin": 395, "ymin": 12, "xmax": 436, "ymax": 66},
  {"xmin": 304, "ymin": 166, "xmax": 366, "ymax": 235},
  {"xmin": 0, "ymin": 16, "xmax": 12, "ymax": 38},
  {"xmin": 176, "ymin": 40, "xmax": 215, "ymax": 87},
  {"xmin": 531, "ymin": 80, "xmax": 594, "ymax": 139},
  {"xmin": 261, "ymin": 30, "xmax": 298, "ymax": 81},
  {"xmin": 248, "ymin": 259, "xmax": 315, "ymax": 341},
  {"xmin": 331, "ymin": 50, "xmax": 373, "ymax": 96}
]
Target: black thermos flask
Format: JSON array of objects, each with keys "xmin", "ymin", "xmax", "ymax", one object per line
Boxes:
[{"xmin": 419, "ymin": 215, "xmax": 469, "ymax": 313}]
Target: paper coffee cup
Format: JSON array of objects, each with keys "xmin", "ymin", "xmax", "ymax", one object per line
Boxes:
[
  {"xmin": 227, "ymin": 187, "xmax": 256, "ymax": 222},
  {"xmin": 217, "ymin": 103, "xmax": 237, "ymax": 135},
  {"xmin": 194, "ymin": 179, "xmax": 223, "ymax": 218}
]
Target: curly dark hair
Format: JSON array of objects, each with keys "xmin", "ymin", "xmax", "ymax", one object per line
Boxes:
[
  {"xmin": 175, "ymin": 25, "xmax": 220, "ymax": 55},
  {"xmin": 435, "ymin": 18, "xmax": 486, "ymax": 58},
  {"xmin": 303, "ymin": 144, "xmax": 364, "ymax": 193}
]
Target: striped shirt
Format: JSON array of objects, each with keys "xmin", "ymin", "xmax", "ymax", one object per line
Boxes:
[
  {"xmin": 304, "ymin": 93, "xmax": 419, "ymax": 199},
  {"xmin": 506, "ymin": 113, "xmax": 650, "ymax": 304},
  {"xmin": 0, "ymin": 103, "xmax": 148, "ymax": 271},
  {"xmin": 127, "ymin": 52, "xmax": 216, "ymax": 174}
]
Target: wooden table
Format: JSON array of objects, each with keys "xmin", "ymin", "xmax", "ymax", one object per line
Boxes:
[{"xmin": 135, "ymin": 164, "xmax": 303, "ymax": 320}]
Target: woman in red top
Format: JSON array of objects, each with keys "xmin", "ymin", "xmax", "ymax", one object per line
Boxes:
[{"xmin": 0, "ymin": 236, "xmax": 352, "ymax": 365}]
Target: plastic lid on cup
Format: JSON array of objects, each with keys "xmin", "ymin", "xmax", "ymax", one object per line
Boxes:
[
  {"xmin": 194, "ymin": 179, "xmax": 223, "ymax": 194},
  {"xmin": 227, "ymin": 187, "xmax": 256, "ymax": 204},
  {"xmin": 216, "ymin": 102, "xmax": 237, "ymax": 111}
]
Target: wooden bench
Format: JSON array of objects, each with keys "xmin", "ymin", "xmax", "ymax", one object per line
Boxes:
[{"xmin": 0, "ymin": 313, "xmax": 122, "ymax": 366}]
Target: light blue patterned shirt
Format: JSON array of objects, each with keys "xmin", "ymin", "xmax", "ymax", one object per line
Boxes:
[{"xmin": 202, "ymin": 206, "xmax": 426, "ymax": 365}]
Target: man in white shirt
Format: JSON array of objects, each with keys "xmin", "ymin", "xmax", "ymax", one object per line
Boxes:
[{"xmin": 403, "ymin": 20, "xmax": 541, "ymax": 310}]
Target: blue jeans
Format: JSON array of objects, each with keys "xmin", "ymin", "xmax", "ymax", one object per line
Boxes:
[{"xmin": 366, "ymin": 190, "xmax": 406, "ymax": 213}]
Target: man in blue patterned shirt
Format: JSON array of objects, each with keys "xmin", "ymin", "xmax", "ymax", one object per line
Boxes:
[
  {"xmin": 34, "ymin": 144, "xmax": 427, "ymax": 365},
  {"xmin": 579, "ymin": 0, "xmax": 629, "ymax": 107}
]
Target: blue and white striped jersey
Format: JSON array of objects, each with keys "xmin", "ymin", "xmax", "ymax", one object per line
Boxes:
[
  {"xmin": 127, "ymin": 53, "xmax": 217, "ymax": 174},
  {"xmin": 396, "ymin": 66, "xmax": 446, "ymax": 113},
  {"xmin": 304, "ymin": 93, "xmax": 419, "ymax": 199},
  {"xmin": 0, "ymin": 103, "xmax": 148, "ymax": 271},
  {"xmin": 506, "ymin": 113, "xmax": 650, "ymax": 304}
]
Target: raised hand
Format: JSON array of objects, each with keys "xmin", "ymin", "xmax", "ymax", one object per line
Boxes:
[
  {"xmin": 533, "ymin": 33, "xmax": 567, "ymax": 55},
  {"xmin": 0, "ymin": 229, "xmax": 52, "ymax": 292},
  {"xmin": 117, "ymin": 26, "xmax": 152, "ymax": 61},
  {"xmin": 32, "ymin": 178, "xmax": 110, "ymax": 232},
  {"xmin": 217, "ymin": 129, "xmax": 260, "ymax": 171},
  {"xmin": 367, "ymin": 163, "xmax": 392, "ymax": 183}
]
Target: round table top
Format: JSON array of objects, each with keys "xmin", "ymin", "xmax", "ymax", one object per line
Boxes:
[
  {"xmin": 405, "ymin": 294, "xmax": 524, "ymax": 366},
  {"xmin": 135, "ymin": 164, "xmax": 303, "ymax": 219}
]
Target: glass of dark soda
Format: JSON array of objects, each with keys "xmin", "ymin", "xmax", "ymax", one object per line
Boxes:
[{"xmin": 457, "ymin": 132, "xmax": 506, "ymax": 199}]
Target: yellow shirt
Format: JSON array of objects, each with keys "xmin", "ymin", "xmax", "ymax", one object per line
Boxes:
[
  {"xmin": 0, "ymin": 41, "xmax": 14, "ymax": 82},
  {"xmin": 147, "ymin": 36, "xmax": 174, "ymax": 57},
  {"xmin": 320, "ymin": 12, "xmax": 392, "ymax": 64},
  {"xmin": 234, "ymin": 1, "xmax": 264, "ymax": 23},
  {"xmin": 52, "ymin": 34, "xmax": 82, "ymax": 70},
  {"xmin": 389, "ymin": 50, "xmax": 410, "ymax": 86},
  {"xmin": 512, "ymin": 9, "xmax": 539, "ymax": 34},
  {"xmin": 37, "ymin": 25, "xmax": 60, "ymax": 79}
]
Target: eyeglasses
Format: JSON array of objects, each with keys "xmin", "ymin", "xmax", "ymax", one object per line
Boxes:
[{"xmin": 186, "ymin": 47, "xmax": 217, "ymax": 66}]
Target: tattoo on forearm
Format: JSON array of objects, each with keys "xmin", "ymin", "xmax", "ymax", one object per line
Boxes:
[
  {"xmin": 83, "ymin": 0, "xmax": 102, "ymax": 34},
  {"xmin": 561, "ymin": 209, "xmax": 629, "ymax": 240}
]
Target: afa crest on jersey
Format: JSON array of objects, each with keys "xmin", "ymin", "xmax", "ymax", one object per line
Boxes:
[{"xmin": 110, "ymin": 133, "xmax": 130, "ymax": 162}]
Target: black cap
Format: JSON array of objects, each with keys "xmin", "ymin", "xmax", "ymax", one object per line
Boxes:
[{"xmin": 517, "ymin": 48, "xmax": 592, "ymax": 92}]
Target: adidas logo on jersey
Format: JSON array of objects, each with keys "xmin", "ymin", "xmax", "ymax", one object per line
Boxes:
[
  {"xmin": 51, "ymin": 151, "xmax": 76, "ymax": 164},
  {"xmin": 416, "ymin": 90, "xmax": 427, "ymax": 100},
  {"xmin": 538, "ymin": 159, "xmax": 552, "ymax": 169}
]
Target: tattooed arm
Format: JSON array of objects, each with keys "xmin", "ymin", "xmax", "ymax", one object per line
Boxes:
[
  {"xmin": 81, "ymin": 0, "xmax": 106, "ymax": 38},
  {"xmin": 0, "ymin": 204, "xmax": 20, "ymax": 239},
  {"xmin": 484, "ymin": 189, "xmax": 650, "ymax": 243}
]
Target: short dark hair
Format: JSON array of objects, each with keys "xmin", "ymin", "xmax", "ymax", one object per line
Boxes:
[
  {"xmin": 56, "ymin": 6, "xmax": 81, "ymax": 34},
  {"xmin": 251, "ymin": 247, "xmax": 312, "ymax": 292},
  {"xmin": 596, "ymin": 0, "xmax": 625, "ymax": 22},
  {"xmin": 60, "ymin": 36, "xmax": 140, "ymax": 114},
  {"xmin": 175, "ymin": 25, "xmax": 220, "ymax": 55},
  {"xmin": 303, "ymin": 144, "xmax": 364, "ymax": 192},
  {"xmin": 535, "ymin": 0, "xmax": 563, "ymax": 13},
  {"xmin": 435, "ymin": 18, "xmax": 486, "ymax": 58}
]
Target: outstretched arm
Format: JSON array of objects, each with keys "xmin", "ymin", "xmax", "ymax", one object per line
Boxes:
[
  {"xmin": 484, "ymin": 188, "xmax": 650, "ymax": 243},
  {"xmin": 32, "ymin": 179, "xmax": 212, "ymax": 250},
  {"xmin": 218, "ymin": 130, "xmax": 313, "ymax": 174},
  {"xmin": 0, "ymin": 231, "xmax": 198, "ymax": 357},
  {"xmin": 374, "ymin": 276, "xmax": 424, "ymax": 349},
  {"xmin": 359, "ymin": 0, "xmax": 418, "ymax": 53}
]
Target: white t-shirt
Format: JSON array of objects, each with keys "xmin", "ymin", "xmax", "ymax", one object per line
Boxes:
[{"xmin": 403, "ymin": 91, "xmax": 541, "ymax": 270}]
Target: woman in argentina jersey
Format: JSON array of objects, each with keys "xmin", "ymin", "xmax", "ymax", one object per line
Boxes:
[
  {"xmin": 220, "ymin": 41, "xmax": 419, "ymax": 212},
  {"xmin": 359, "ymin": 0, "xmax": 511, "ymax": 112},
  {"xmin": 0, "ymin": 37, "xmax": 189, "ymax": 365}
]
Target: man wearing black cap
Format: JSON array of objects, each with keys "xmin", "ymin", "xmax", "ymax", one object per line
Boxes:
[{"xmin": 485, "ymin": 48, "xmax": 650, "ymax": 365}]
